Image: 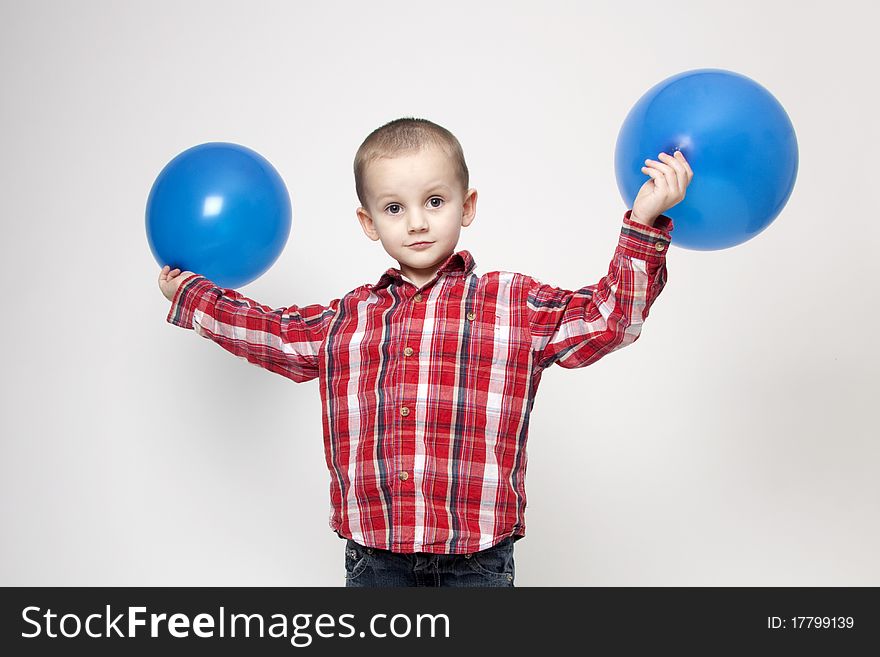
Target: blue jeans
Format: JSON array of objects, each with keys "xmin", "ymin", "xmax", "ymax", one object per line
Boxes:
[{"xmin": 343, "ymin": 535, "xmax": 517, "ymax": 587}]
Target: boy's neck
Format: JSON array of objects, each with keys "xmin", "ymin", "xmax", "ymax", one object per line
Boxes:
[
  {"xmin": 396, "ymin": 249, "xmax": 461, "ymax": 290},
  {"xmin": 399, "ymin": 266, "xmax": 437, "ymax": 290}
]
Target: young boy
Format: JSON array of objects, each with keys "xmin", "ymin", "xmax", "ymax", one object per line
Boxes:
[{"xmin": 158, "ymin": 117, "xmax": 693, "ymax": 587}]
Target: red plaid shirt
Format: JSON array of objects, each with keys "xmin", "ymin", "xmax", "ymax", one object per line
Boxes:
[{"xmin": 167, "ymin": 210, "xmax": 673, "ymax": 554}]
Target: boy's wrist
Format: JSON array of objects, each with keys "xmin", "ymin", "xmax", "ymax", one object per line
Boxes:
[
  {"xmin": 166, "ymin": 274, "xmax": 211, "ymax": 329},
  {"xmin": 629, "ymin": 211, "xmax": 656, "ymax": 227},
  {"xmin": 620, "ymin": 210, "xmax": 672, "ymax": 260}
]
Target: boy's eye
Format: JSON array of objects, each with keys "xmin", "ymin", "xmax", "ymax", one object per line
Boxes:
[{"xmin": 385, "ymin": 197, "xmax": 443, "ymax": 214}]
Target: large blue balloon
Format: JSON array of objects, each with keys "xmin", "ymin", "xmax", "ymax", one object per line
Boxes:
[
  {"xmin": 146, "ymin": 142, "xmax": 292, "ymax": 288},
  {"xmin": 615, "ymin": 68, "xmax": 798, "ymax": 250}
]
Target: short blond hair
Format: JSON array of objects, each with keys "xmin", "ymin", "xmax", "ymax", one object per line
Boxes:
[{"xmin": 353, "ymin": 117, "xmax": 469, "ymax": 209}]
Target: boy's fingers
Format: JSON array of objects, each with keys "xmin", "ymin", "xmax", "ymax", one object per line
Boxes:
[
  {"xmin": 658, "ymin": 152, "xmax": 683, "ymax": 176},
  {"xmin": 647, "ymin": 157, "xmax": 672, "ymax": 173},
  {"xmin": 668, "ymin": 154, "xmax": 689, "ymax": 189},
  {"xmin": 653, "ymin": 159, "xmax": 677, "ymax": 192},
  {"xmin": 660, "ymin": 153, "xmax": 687, "ymax": 194},
  {"xmin": 642, "ymin": 166, "xmax": 666, "ymax": 188},
  {"xmin": 674, "ymin": 150, "xmax": 694, "ymax": 179}
]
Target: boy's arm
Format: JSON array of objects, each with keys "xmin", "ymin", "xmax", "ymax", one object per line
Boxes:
[
  {"xmin": 525, "ymin": 209, "xmax": 672, "ymax": 371},
  {"xmin": 166, "ymin": 274, "xmax": 339, "ymax": 383}
]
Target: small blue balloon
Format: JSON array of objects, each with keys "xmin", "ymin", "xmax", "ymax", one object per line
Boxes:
[
  {"xmin": 146, "ymin": 142, "xmax": 292, "ymax": 288},
  {"xmin": 614, "ymin": 68, "xmax": 798, "ymax": 250}
]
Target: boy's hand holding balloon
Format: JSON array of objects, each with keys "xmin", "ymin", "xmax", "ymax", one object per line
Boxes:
[
  {"xmin": 158, "ymin": 265, "xmax": 196, "ymax": 302},
  {"xmin": 630, "ymin": 150, "xmax": 694, "ymax": 226}
]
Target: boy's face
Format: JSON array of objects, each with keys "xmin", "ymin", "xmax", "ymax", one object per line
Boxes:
[{"xmin": 356, "ymin": 144, "xmax": 477, "ymax": 288}]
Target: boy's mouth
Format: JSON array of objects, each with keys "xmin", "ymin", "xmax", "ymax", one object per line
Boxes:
[{"xmin": 407, "ymin": 241, "xmax": 434, "ymax": 247}]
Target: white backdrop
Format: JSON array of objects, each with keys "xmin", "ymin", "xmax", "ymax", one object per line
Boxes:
[{"xmin": 1, "ymin": 0, "xmax": 877, "ymax": 586}]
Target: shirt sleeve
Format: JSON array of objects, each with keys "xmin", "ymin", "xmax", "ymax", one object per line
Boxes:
[
  {"xmin": 525, "ymin": 209, "xmax": 673, "ymax": 371},
  {"xmin": 165, "ymin": 274, "xmax": 339, "ymax": 383}
]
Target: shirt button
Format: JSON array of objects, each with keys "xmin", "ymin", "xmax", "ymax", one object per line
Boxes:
[
  {"xmin": 398, "ymin": 471, "xmax": 409, "ymax": 481},
  {"xmin": 400, "ymin": 406, "xmax": 410, "ymax": 416},
  {"xmin": 414, "ymin": 293, "xmax": 423, "ymax": 302},
  {"xmin": 466, "ymin": 311, "xmax": 476, "ymax": 321},
  {"xmin": 404, "ymin": 346, "xmax": 414, "ymax": 357},
  {"xmin": 655, "ymin": 241, "xmax": 666, "ymax": 252}
]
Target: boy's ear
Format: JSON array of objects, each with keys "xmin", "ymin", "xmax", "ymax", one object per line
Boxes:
[
  {"xmin": 461, "ymin": 188, "xmax": 478, "ymax": 227},
  {"xmin": 357, "ymin": 207, "xmax": 380, "ymax": 241}
]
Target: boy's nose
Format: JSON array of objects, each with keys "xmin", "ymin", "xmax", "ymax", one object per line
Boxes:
[{"xmin": 407, "ymin": 211, "xmax": 428, "ymax": 231}]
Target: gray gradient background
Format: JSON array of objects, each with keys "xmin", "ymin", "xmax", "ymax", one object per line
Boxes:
[{"xmin": 1, "ymin": 0, "xmax": 877, "ymax": 586}]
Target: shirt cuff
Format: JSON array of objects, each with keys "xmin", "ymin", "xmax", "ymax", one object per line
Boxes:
[
  {"xmin": 166, "ymin": 274, "xmax": 215, "ymax": 329},
  {"xmin": 618, "ymin": 210, "xmax": 674, "ymax": 261}
]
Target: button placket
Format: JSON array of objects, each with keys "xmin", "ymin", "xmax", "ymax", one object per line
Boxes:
[{"xmin": 396, "ymin": 289, "xmax": 425, "ymax": 500}]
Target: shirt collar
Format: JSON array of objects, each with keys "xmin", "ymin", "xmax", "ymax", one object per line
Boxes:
[{"xmin": 370, "ymin": 249, "xmax": 476, "ymax": 291}]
